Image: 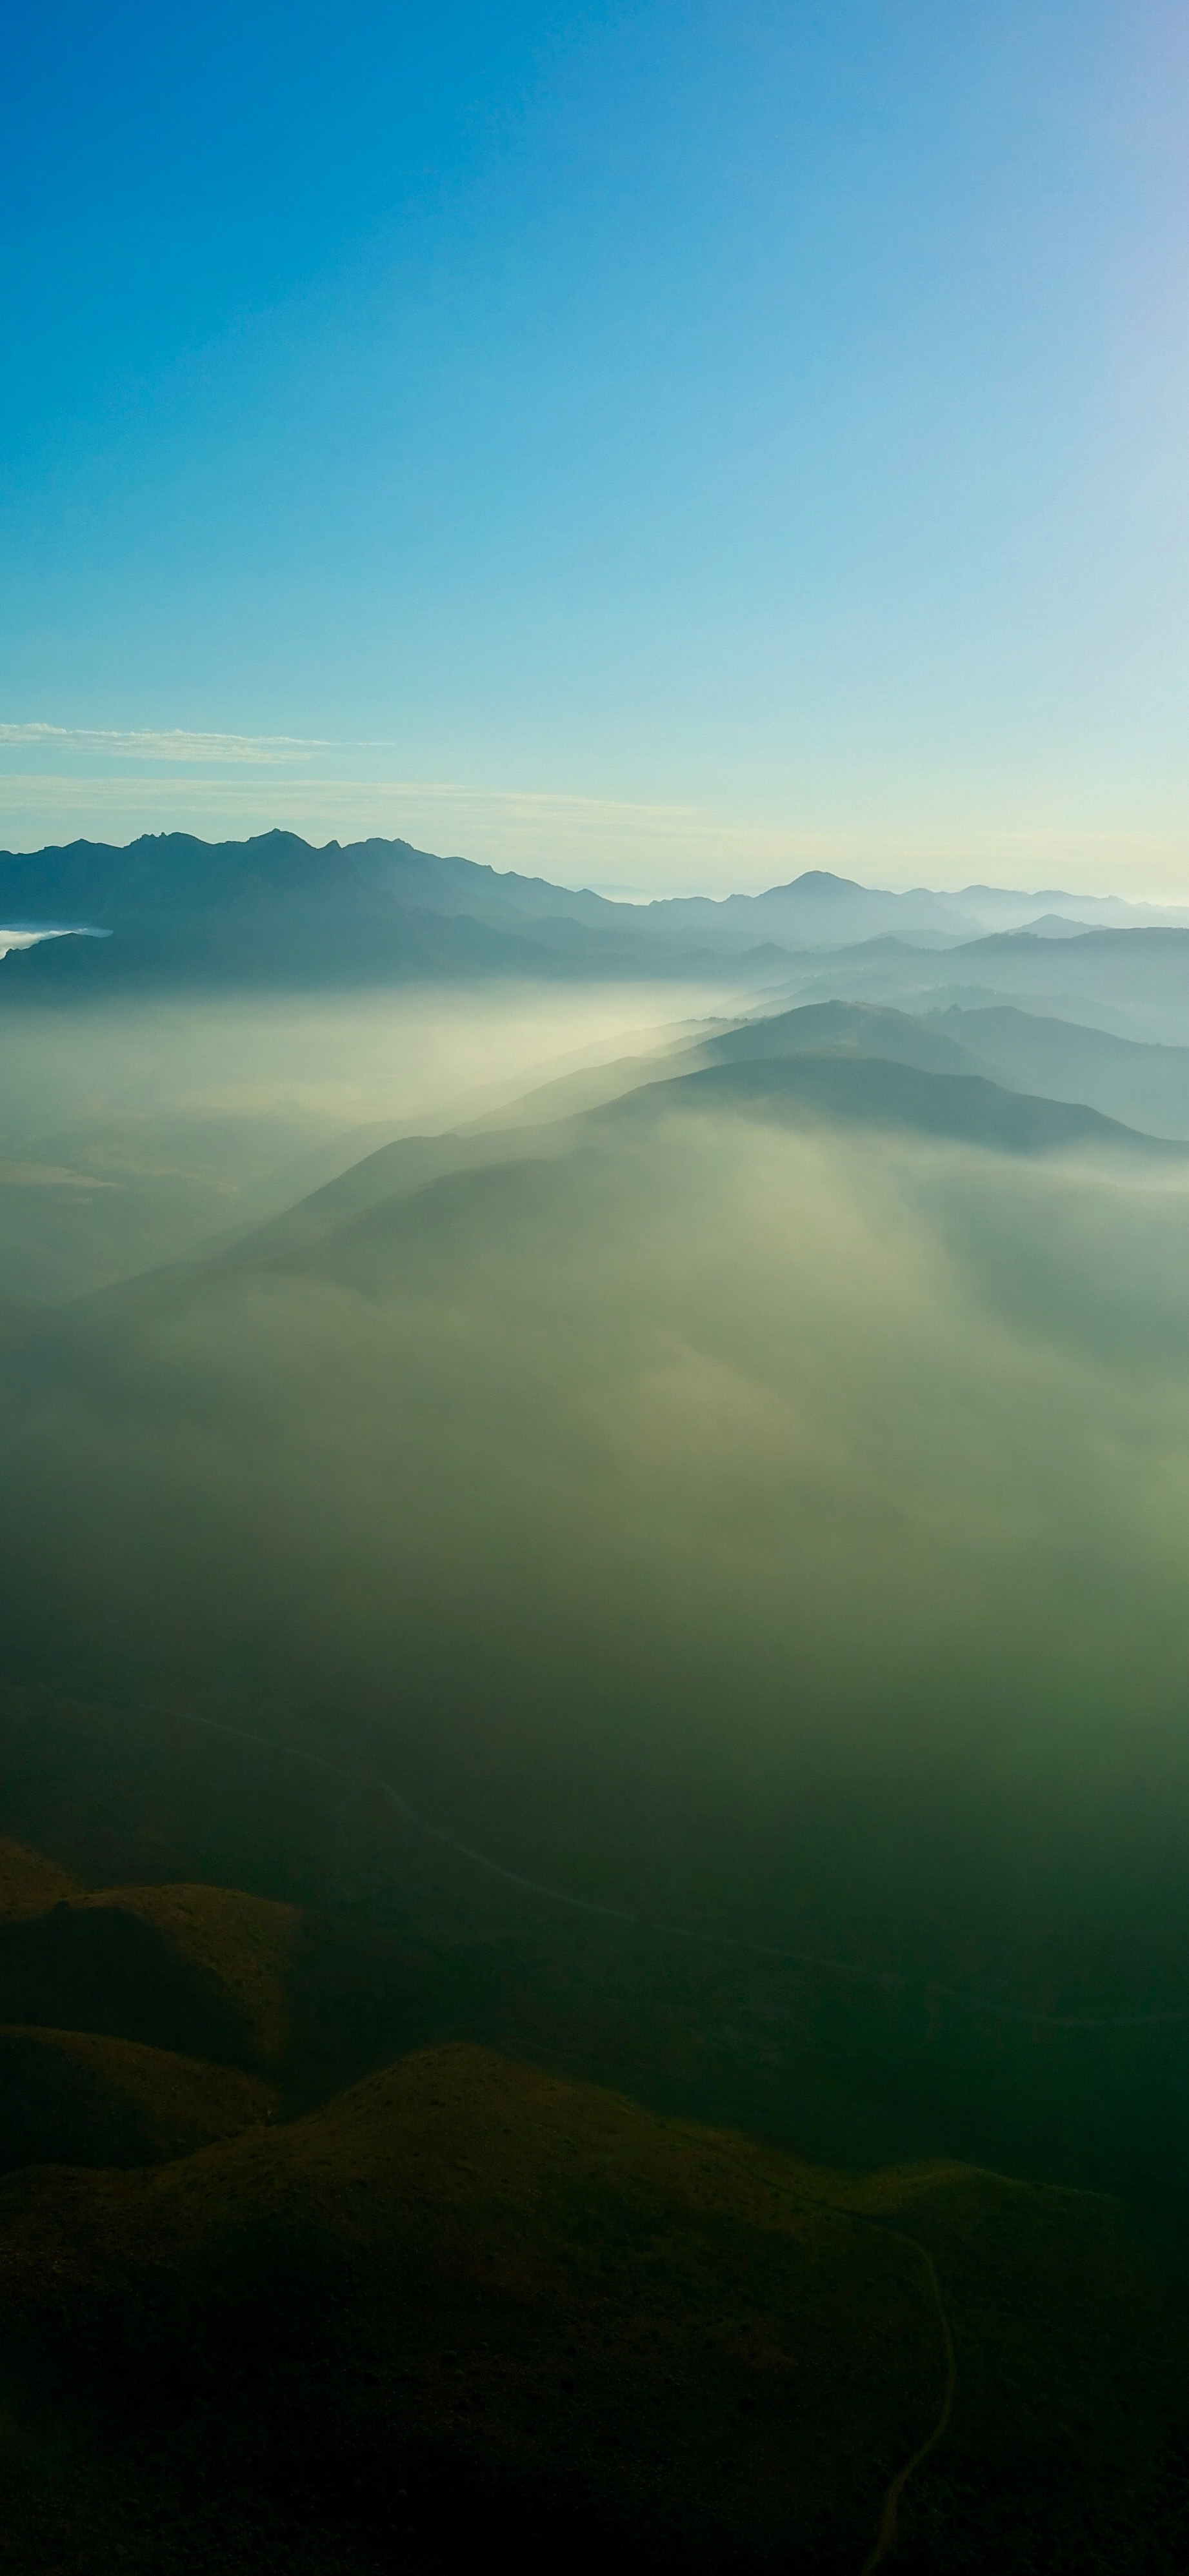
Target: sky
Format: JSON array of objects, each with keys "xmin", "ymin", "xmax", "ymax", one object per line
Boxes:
[{"xmin": 1, "ymin": 1, "xmax": 1186, "ymax": 893}]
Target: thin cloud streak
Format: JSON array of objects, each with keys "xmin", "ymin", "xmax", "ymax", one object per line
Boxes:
[
  {"xmin": 0, "ymin": 768, "xmax": 1184, "ymax": 900},
  {"xmin": 0, "ymin": 724, "xmax": 334, "ymax": 765},
  {"xmin": 0, "ymin": 735, "xmax": 696, "ymax": 820}
]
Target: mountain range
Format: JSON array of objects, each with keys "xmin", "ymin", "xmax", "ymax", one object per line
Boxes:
[{"xmin": 4, "ymin": 829, "xmax": 1189, "ymax": 994}]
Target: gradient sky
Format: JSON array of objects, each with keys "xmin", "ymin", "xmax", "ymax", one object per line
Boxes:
[{"xmin": 2, "ymin": 2, "xmax": 1186, "ymax": 891}]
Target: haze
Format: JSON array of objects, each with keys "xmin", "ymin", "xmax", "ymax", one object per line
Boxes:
[{"xmin": 5, "ymin": 8, "xmax": 1189, "ymax": 2570}]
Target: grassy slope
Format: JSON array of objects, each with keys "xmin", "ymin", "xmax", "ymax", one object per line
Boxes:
[
  {"xmin": 1, "ymin": 2041, "xmax": 1179, "ymax": 2576},
  {"xmin": 0, "ymin": 1881, "xmax": 297, "ymax": 2073},
  {"xmin": 0, "ymin": 2025, "xmax": 275, "ymax": 2170},
  {"xmin": 0, "ymin": 1834, "xmax": 281, "ymax": 2170},
  {"xmin": 0, "ymin": 1697, "xmax": 1186, "ymax": 2568},
  {"xmin": 0, "ymin": 1865, "xmax": 441, "ymax": 2119},
  {"xmin": 0, "ymin": 1838, "xmax": 82, "ymax": 1916}
]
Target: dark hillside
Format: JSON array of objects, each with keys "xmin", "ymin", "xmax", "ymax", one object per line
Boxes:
[
  {"xmin": 0, "ymin": 2025, "xmax": 275, "ymax": 2172},
  {"xmin": 0, "ymin": 1880, "xmax": 297, "ymax": 2072},
  {"xmin": 0, "ymin": 2041, "xmax": 1181, "ymax": 2576}
]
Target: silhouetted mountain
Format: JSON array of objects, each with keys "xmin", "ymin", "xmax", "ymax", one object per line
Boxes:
[
  {"xmin": 731, "ymin": 998, "xmax": 1189, "ymax": 1144},
  {"xmin": 635, "ymin": 869, "xmax": 962, "ymax": 949},
  {"xmin": 0, "ymin": 836, "xmax": 653, "ymax": 992},
  {"xmin": 0, "ymin": 831, "xmax": 759, "ymax": 993},
  {"xmin": 951, "ymin": 925, "xmax": 1189, "ymax": 1001},
  {"xmin": 5, "ymin": 831, "xmax": 1189, "ymax": 996},
  {"xmin": 612, "ymin": 871, "xmax": 1189, "ymax": 951}
]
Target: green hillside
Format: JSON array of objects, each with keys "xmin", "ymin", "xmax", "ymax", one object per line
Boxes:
[
  {"xmin": 0, "ymin": 2025, "xmax": 275, "ymax": 2172},
  {"xmin": 0, "ymin": 1687, "xmax": 1185, "ymax": 2570},
  {"xmin": 1, "ymin": 2041, "xmax": 1181, "ymax": 2576},
  {"xmin": 0, "ymin": 1879, "xmax": 298, "ymax": 2072}
]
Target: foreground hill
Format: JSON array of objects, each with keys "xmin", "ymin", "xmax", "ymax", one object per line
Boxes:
[
  {"xmin": 0, "ymin": 1690, "xmax": 1187, "ymax": 2567},
  {"xmin": 3, "ymin": 1682, "xmax": 1188, "ymax": 2243},
  {"xmin": 1, "ymin": 2039, "xmax": 1181, "ymax": 2576},
  {"xmin": 0, "ymin": 1832, "xmax": 441, "ymax": 2122},
  {"xmin": 0, "ymin": 1876, "xmax": 298, "ymax": 2071}
]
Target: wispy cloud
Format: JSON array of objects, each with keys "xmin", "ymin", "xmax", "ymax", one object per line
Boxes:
[
  {"xmin": 0, "ymin": 731, "xmax": 699, "ymax": 819},
  {"xmin": 0, "ymin": 723, "xmax": 332, "ymax": 765},
  {"xmin": 0, "ymin": 771, "xmax": 700, "ymax": 831},
  {"xmin": 0, "ymin": 771, "xmax": 766, "ymax": 891},
  {"xmin": 0, "ymin": 765, "xmax": 1183, "ymax": 898}
]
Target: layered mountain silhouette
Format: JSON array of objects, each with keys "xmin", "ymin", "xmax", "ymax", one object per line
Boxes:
[
  {"xmin": 5, "ymin": 829, "xmax": 1189, "ymax": 996},
  {"xmin": 611, "ymin": 1050, "xmax": 1189, "ymax": 1159},
  {"xmin": 3, "ymin": 994, "xmax": 1169, "ymax": 1317},
  {"xmin": 768, "ymin": 927, "xmax": 1189, "ymax": 1048},
  {"xmin": 923, "ymin": 1005, "xmax": 1189, "ymax": 1137},
  {"xmin": 212, "ymin": 1002, "xmax": 1189, "ymax": 1275}
]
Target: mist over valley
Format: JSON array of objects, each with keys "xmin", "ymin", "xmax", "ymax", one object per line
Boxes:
[{"xmin": 4, "ymin": 829, "xmax": 1189, "ymax": 2566}]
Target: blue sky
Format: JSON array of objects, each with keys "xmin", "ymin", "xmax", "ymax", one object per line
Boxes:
[{"xmin": 1, "ymin": 2, "xmax": 1186, "ymax": 889}]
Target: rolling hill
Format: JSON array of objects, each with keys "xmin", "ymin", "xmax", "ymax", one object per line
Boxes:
[
  {"xmin": 0, "ymin": 1878, "xmax": 298, "ymax": 2072},
  {"xmin": 1, "ymin": 2038, "xmax": 1182, "ymax": 2576},
  {"xmin": 0, "ymin": 2024, "xmax": 276, "ymax": 2173},
  {"xmin": 0, "ymin": 1681, "xmax": 1187, "ymax": 2571}
]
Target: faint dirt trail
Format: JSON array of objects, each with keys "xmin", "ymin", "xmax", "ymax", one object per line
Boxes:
[
  {"xmin": 683, "ymin": 2130, "xmax": 957, "ymax": 2576},
  {"xmin": 857, "ymin": 2242, "xmax": 955, "ymax": 2572},
  {"xmin": 104, "ymin": 1708, "xmax": 1175, "ymax": 2568}
]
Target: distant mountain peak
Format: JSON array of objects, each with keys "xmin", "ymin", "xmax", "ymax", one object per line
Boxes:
[{"xmin": 757, "ymin": 870, "xmax": 866, "ymax": 899}]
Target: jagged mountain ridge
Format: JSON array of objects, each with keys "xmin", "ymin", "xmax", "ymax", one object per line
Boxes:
[{"xmin": 3, "ymin": 829, "xmax": 1188, "ymax": 995}]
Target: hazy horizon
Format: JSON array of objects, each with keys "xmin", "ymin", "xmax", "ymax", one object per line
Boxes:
[{"xmin": 7, "ymin": 820, "xmax": 1189, "ymax": 915}]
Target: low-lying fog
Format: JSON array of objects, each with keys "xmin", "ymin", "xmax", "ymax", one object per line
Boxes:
[
  {"xmin": 5, "ymin": 1084, "xmax": 1189, "ymax": 2037},
  {"xmin": 0, "ymin": 980, "xmax": 736, "ymax": 1301}
]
